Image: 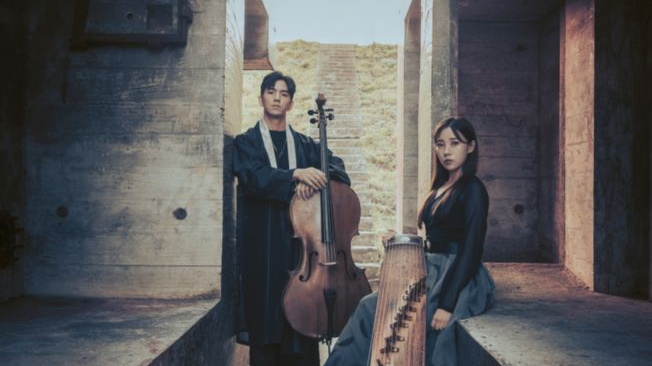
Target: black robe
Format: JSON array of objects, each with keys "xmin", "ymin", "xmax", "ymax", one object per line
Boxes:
[
  {"xmin": 422, "ymin": 175, "xmax": 489, "ymax": 312},
  {"xmin": 232, "ymin": 122, "xmax": 350, "ymax": 348}
]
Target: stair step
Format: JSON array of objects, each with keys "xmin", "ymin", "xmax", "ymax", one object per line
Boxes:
[
  {"xmin": 326, "ymin": 139, "xmax": 362, "ymax": 148},
  {"xmin": 348, "ymin": 172, "xmax": 369, "ymax": 183},
  {"xmin": 330, "ymin": 149, "xmax": 363, "ymax": 157},
  {"xmin": 358, "ymin": 216, "xmax": 373, "ymax": 231},
  {"xmin": 351, "ymin": 245, "xmax": 382, "ymax": 262},
  {"xmin": 352, "ymin": 232, "xmax": 379, "ymax": 247}
]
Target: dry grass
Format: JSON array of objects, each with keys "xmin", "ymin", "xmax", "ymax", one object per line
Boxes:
[{"xmin": 355, "ymin": 43, "xmax": 398, "ymax": 234}]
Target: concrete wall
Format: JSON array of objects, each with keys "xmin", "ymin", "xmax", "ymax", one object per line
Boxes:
[
  {"xmin": 593, "ymin": 0, "xmax": 650, "ymax": 297},
  {"xmin": 0, "ymin": 1, "xmax": 27, "ymax": 301},
  {"xmin": 417, "ymin": 0, "xmax": 458, "ymax": 210},
  {"xmin": 397, "ymin": 0, "xmax": 421, "ymax": 234},
  {"xmin": 222, "ymin": 0, "xmax": 243, "ymax": 305},
  {"xmin": 537, "ymin": 10, "xmax": 564, "ymax": 263},
  {"xmin": 22, "ymin": 0, "xmax": 228, "ymax": 298},
  {"xmin": 562, "ymin": 0, "xmax": 595, "ymax": 288},
  {"xmin": 221, "ymin": 0, "xmax": 246, "ymax": 363},
  {"xmin": 458, "ymin": 21, "xmax": 540, "ymax": 262},
  {"xmin": 649, "ymin": 11, "xmax": 652, "ymax": 302}
]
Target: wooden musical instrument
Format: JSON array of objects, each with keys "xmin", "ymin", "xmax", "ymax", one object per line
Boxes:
[
  {"xmin": 283, "ymin": 94, "xmax": 372, "ymax": 340},
  {"xmin": 368, "ymin": 234, "xmax": 427, "ymax": 366}
]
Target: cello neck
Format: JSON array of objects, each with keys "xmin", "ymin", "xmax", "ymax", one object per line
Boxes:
[
  {"xmin": 315, "ymin": 94, "xmax": 334, "ymax": 247},
  {"xmin": 317, "ymin": 105, "xmax": 331, "ymax": 180}
]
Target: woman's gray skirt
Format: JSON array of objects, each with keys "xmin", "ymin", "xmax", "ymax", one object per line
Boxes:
[{"xmin": 323, "ymin": 253, "xmax": 495, "ymax": 366}]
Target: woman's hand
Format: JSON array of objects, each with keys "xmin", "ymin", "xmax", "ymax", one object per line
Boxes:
[
  {"xmin": 431, "ymin": 308, "xmax": 452, "ymax": 330},
  {"xmin": 295, "ymin": 182, "xmax": 317, "ymax": 200}
]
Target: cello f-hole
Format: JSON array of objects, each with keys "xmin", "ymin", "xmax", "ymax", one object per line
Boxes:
[
  {"xmin": 336, "ymin": 249, "xmax": 359, "ymax": 279},
  {"xmin": 299, "ymin": 251, "xmax": 319, "ymax": 282}
]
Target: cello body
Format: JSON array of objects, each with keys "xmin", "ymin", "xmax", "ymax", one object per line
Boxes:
[
  {"xmin": 282, "ymin": 94, "xmax": 372, "ymax": 340},
  {"xmin": 284, "ymin": 181, "xmax": 371, "ymax": 339}
]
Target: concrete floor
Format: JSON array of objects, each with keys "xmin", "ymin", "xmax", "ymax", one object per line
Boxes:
[
  {"xmin": 0, "ymin": 296, "xmax": 221, "ymax": 366},
  {"xmin": 461, "ymin": 263, "xmax": 652, "ymax": 366},
  {"xmin": 2, "ymin": 264, "xmax": 651, "ymax": 366}
]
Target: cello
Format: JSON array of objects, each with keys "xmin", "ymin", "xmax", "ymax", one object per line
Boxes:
[{"xmin": 283, "ymin": 94, "xmax": 372, "ymax": 342}]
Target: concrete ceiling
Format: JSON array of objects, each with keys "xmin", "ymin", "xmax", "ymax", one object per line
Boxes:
[{"xmin": 458, "ymin": 0, "xmax": 563, "ymax": 22}]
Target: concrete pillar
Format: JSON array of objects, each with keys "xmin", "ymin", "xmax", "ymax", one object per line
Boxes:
[
  {"xmin": 537, "ymin": 10, "xmax": 564, "ymax": 264},
  {"xmin": 649, "ymin": 11, "xmax": 652, "ymax": 301},
  {"xmin": 593, "ymin": 0, "xmax": 651, "ymax": 297},
  {"xmin": 243, "ymin": 0, "xmax": 272, "ymax": 70},
  {"xmin": 397, "ymin": 0, "xmax": 421, "ymax": 235},
  {"xmin": 562, "ymin": 0, "xmax": 651, "ymax": 296},
  {"xmin": 222, "ymin": 0, "xmax": 243, "ymax": 304},
  {"xmin": 417, "ymin": 0, "xmax": 458, "ymax": 211},
  {"xmin": 222, "ymin": 0, "xmax": 245, "ymax": 364},
  {"xmin": 562, "ymin": 0, "xmax": 595, "ymax": 289}
]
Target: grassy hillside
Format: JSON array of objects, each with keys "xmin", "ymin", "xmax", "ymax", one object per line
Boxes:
[{"xmin": 355, "ymin": 43, "xmax": 398, "ymax": 234}]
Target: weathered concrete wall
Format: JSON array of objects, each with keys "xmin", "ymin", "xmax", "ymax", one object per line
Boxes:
[
  {"xmin": 0, "ymin": 1, "xmax": 27, "ymax": 301},
  {"xmin": 649, "ymin": 11, "xmax": 652, "ymax": 302},
  {"xmin": 562, "ymin": 0, "xmax": 595, "ymax": 288},
  {"xmin": 243, "ymin": 0, "xmax": 271, "ymax": 70},
  {"xmin": 397, "ymin": 0, "xmax": 421, "ymax": 234},
  {"xmin": 23, "ymin": 0, "xmax": 227, "ymax": 298},
  {"xmin": 458, "ymin": 21, "xmax": 540, "ymax": 262},
  {"xmin": 221, "ymin": 0, "xmax": 247, "ymax": 363},
  {"xmin": 417, "ymin": 0, "xmax": 458, "ymax": 210},
  {"xmin": 593, "ymin": 0, "xmax": 651, "ymax": 297},
  {"xmin": 537, "ymin": 10, "xmax": 564, "ymax": 263}
]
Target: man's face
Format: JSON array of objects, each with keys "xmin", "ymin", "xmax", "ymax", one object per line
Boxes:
[{"xmin": 259, "ymin": 79, "xmax": 294, "ymax": 118}]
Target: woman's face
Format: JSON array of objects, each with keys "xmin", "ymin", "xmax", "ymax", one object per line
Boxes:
[{"xmin": 434, "ymin": 127, "xmax": 475, "ymax": 174}]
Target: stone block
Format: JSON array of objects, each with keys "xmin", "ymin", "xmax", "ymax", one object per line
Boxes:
[
  {"xmin": 483, "ymin": 178, "xmax": 537, "ymax": 200},
  {"xmin": 479, "ymin": 135, "xmax": 537, "ymax": 158},
  {"xmin": 465, "ymin": 114, "xmax": 538, "ymax": 137},
  {"xmin": 28, "ymin": 102, "xmax": 223, "ymax": 136},
  {"xmin": 25, "ymin": 263, "xmax": 220, "ymax": 298},
  {"xmin": 477, "ymin": 157, "xmax": 537, "ymax": 179}
]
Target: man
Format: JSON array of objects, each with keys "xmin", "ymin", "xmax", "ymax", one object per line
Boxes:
[{"xmin": 233, "ymin": 71, "xmax": 350, "ymax": 366}]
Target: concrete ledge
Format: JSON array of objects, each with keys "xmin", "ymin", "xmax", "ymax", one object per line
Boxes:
[
  {"xmin": 456, "ymin": 263, "xmax": 652, "ymax": 366},
  {"xmin": 0, "ymin": 296, "xmax": 237, "ymax": 366}
]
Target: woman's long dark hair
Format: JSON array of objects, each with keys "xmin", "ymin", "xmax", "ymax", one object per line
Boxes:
[{"xmin": 417, "ymin": 117, "xmax": 479, "ymax": 228}]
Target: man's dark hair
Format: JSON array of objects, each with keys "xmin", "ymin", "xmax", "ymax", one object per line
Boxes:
[{"xmin": 260, "ymin": 71, "xmax": 296, "ymax": 100}]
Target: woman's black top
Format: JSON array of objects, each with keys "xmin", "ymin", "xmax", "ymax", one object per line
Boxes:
[{"xmin": 422, "ymin": 175, "xmax": 489, "ymax": 312}]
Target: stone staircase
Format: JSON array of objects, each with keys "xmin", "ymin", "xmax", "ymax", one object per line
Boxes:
[{"xmin": 309, "ymin": 44, "xmax": 382, "ymax": 287}]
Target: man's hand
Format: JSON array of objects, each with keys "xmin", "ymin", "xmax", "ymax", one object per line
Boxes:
[
  {"xmin": 431, "ymin": 308, "xmax": 452, "ymax": 331},
  {"xmin": 295, "ymin": 182, "xmax": 318, "ymax": 200},
  {"xmin": 292, "ymin": 168, "xmax": 327, "ymax": 190}
]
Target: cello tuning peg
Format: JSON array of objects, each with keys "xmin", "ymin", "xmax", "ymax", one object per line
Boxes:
[
  {"xmin": 327, "ymin": 113, "xmax": 335, "ymax": 120},
  {"xmin": 309, "ymin": 118, "xmax": 318, "ymax": 124},
  {"xmin": 307, "ymin": 110, "xmax": 317, "ymax": 115}
]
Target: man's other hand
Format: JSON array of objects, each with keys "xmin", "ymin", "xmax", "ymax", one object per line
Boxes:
[{"xmin": 295, "ymin": 182, "xmax": 318, "ymax": 200}]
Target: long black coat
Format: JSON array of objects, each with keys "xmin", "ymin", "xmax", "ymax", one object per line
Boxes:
[{"xmin": 232, "ymin": 122, "xmax": 350, "ymax": 347}]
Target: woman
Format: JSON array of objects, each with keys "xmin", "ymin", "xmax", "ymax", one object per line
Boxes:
[{"xmin": 324, "ymin": 117, "xmax": 495, "ymax": 366}]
